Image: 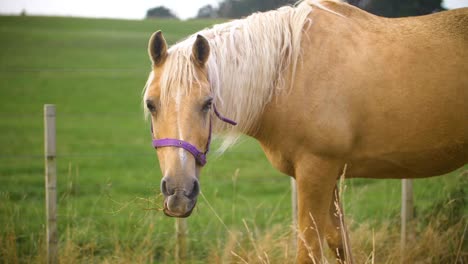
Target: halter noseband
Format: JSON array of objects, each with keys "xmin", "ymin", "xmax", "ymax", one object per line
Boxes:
[{"xmin": 151, "ymin": 104, "xmax": 237, "ymax": 166}]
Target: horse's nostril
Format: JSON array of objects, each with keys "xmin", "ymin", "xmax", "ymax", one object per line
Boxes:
[
  {"xmin": 160, "ymin": 177, "xmax": 173, "ymax": 196},
  {"xmin": 187, "ymin": 179, "xmax": 200, "ymax": 199}
]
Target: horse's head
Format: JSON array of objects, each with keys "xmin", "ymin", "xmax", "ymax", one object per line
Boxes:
[{"xmin": 144, "ymin": 31, "xmax": 221, "ymax": 217}]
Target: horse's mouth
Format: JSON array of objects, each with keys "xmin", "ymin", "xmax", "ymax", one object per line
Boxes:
[{"xmin": 163, "ymin": 200, "xmax": 195, "ymax": 218}]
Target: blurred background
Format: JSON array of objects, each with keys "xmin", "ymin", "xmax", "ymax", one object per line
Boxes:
[
  {"xmin": 0, "ymin": 0, "xmax": 467, "ymax": 263},
  {"xmin": 1, "ymin": 0, "xmax": 468, "ymax": 19}
]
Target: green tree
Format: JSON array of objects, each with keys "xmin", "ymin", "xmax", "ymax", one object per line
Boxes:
[
  {"xmin": 146, "ymin": 6, "xmax": 178, "ymax": 19},
  {"xmin": 197, "ymin": 4, "xmax": 217, "ymax": 18}
]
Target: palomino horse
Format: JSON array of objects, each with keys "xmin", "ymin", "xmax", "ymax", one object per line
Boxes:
[{"xmin": 143, "ymin": 0, "xmax": 468, "ymax": 262}]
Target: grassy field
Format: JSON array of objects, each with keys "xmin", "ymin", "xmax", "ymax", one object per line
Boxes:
[{"xmin": 0, "ymin": 15, "xmax": 466, "ymax": 263}]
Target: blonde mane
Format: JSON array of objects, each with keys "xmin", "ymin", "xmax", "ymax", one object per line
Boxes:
[{"xmin": 145, "ymin": 1, "xmax": 318, "ymax": 150}]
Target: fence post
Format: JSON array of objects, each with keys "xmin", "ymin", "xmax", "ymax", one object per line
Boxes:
[
  {"xmin": 291, "ymin": 178, "xmax": 297, "ymax": 246},
  {"xmin": 175, "ymin": 218, "xmax": 187, "ymax": 263},
  {"xmin": 401, "ymin": 179, "xmax": 413, "ymax": 262},
  {"xmin": 44, "ymin": 104, "xmax": 58, "ymax": 264}
]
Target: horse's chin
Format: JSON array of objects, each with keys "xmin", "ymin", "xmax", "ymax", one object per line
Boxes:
[{"xmin": 163, "ymin": 200, "xmax": 196, "ymax": 218}]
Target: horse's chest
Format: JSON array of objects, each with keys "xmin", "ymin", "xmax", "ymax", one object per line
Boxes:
[{"xmin": 260, "ymin": 145, "xmax": 296, "ymax": 176}]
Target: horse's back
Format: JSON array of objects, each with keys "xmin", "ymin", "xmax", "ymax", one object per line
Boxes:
[{"xmin": 298, "ymin": 2, "xmax": 468, "ymax": 178}]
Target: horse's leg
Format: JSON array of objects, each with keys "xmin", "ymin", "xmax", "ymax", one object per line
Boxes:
[
  {"xmin": 325, "ymin": 186, "xmax": 346, "ymax": 263},
  {"xmin": 295, "ymin": 156, "xmax": 341, "ymax": 264}
]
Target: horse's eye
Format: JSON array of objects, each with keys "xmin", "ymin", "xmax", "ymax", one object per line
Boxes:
[
  {"xmin": 202, "ymin": 99, "xmax": 213, "ymax": 112},
  {"xmin": 146, "ymin": 100, "xmax": 157, "ymax": 113}
]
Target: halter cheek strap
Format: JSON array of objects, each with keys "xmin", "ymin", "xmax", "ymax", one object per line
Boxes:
[{"xmin": 151, "ymin": 104, "xmax": 237, "ymax": 166}]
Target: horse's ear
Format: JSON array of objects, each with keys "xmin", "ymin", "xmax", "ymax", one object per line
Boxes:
[
  {"xmin": 192, "ymin": 35, "xmax": 210, "ymax": 66},
  {"xmin": 148, "ymin": 31, "xmax": 167, "ymax": 66}
]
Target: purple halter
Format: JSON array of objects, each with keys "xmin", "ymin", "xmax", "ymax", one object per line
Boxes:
[{"xmin": 151, "ymin": 104, "xmax": 237, "ymax": 166}]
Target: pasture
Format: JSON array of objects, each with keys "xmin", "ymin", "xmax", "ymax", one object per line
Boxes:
[{"xmin": 0, "ymin": 15, "xmax": 466, "ymax": 263}]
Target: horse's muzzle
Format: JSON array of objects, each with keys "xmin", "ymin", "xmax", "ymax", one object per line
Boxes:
[
  {"xmin": 163, "ymin": 192, "xmax": 197, "ymax": 217},
  {"xmin": 161, "ymin": 176, "xmax": 199, "ymax": 217}
]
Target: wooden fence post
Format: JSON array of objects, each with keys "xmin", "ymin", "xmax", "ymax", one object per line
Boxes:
[
  {"xmin": 175, "ymin": 218, "xmax": 187, "ymax": 263},
  {"xmin": 44, "ymin": 105, "xmax": 58, "ymax": 264},
  {"xmin": 291, "ymin": 178, "xmax": 298, "ymax": 246},
  {"xmin": 401, "ymin": 179, "xmax": 413, "ymax": 262}
]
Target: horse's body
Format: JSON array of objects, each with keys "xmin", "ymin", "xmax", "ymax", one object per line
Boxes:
[
  {"xmin": 271, "ymin": 2, "xmax": 468, "ymax": 180},
  {"xmin": 143, "ymin": 1, "xmax": 468, "ymax": 263}
]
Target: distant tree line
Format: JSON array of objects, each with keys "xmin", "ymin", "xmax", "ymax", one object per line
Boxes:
[
  {"xmin": 217, "ymin": 0, "xmax": 296, "ymax": 18},
  {"xmin": 214, "ymin": 0, "xmax": 444, "ymax": 18},
  {"xmin": 146, "ymin": 0, "xmax": 445, "ymax": 20},
  {"xmin": 347, "ymin": 0, "xmax": 444, "ymax": 17}
]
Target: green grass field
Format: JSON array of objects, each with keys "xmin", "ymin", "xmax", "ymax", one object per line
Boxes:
[{"xmin": 0, "ymin": 15, "xmax": 466, "ymax": 263}]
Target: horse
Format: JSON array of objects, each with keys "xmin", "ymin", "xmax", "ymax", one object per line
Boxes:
[{"xmin": 142, "ymin": 1, "xmax": 468, "ymax": 263}]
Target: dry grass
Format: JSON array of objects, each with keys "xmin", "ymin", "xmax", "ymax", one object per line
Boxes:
[
  {"xmin": 2, "ymin": 170, "xmax": 466, "ymax": 264},
  {"xmin": 1, "ymin": 214, "xmax": 466, "ymax": 263},
  {"xmin": 202, "ymin": 216, "xmax": 467, "ymax": 264},
  {"xmin": 0, "ymin": 231, "xmax": 19, "ymax": 264},
  {"xmin": 225, "ymin": 222, "xmax": 296, "ymax": 264},
  {"xmin": 350, "ymin": 218, "xmax": 467, "ymax": 264},
  {"xmin": 141, "ymin": 172, "xmax": 463, "ymax": 264}
]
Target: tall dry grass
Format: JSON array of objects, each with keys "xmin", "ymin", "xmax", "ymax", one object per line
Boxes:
[
  {"xmin": 2, "ymin": 170, "xmax": 466, "ymax": 264},
  {"xmin": 1, "ymin": 209, "xmax": 466, "ymax": 263},
  {"xmin": 196, "ymin": 215, "xmax": 467, "ymax": 264},
  {"xmin": 211, "ymin": 169, "xmax": 467, "ymax": 264}
]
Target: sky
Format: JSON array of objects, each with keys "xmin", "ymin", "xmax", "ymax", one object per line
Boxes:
[{"xmin": 0, "ymin": 0, "xmax": 467, "ymax": 20}]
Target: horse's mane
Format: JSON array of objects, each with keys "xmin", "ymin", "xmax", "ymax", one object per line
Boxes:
[{"xmin": 144, "ymin": 1, "xmax": 329, "ymax": 151}]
